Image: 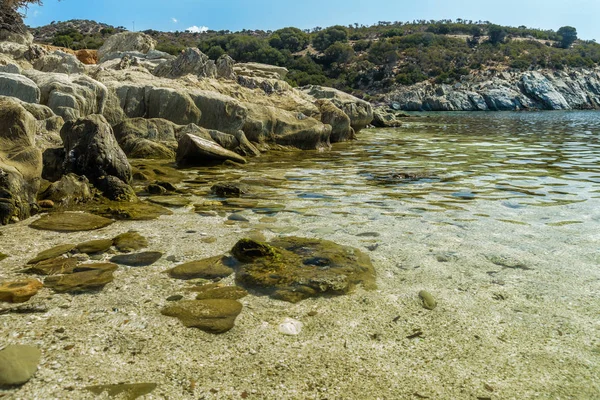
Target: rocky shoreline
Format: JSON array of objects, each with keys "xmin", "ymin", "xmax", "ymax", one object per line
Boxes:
[{"xmin": 384, "ymin": 67, "xmax": 600, "ymax": 111}]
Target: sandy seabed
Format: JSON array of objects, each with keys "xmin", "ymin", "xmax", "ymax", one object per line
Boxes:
[{"xmin": 0, "ymin": 194, "xmax": 598, "ymax": 400}]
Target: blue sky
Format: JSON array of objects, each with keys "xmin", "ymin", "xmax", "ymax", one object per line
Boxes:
[{"xmin": 23, "ymin": 0, "xmax": 599, "ymax": 41}]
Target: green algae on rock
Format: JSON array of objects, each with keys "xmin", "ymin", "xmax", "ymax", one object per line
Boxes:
[
  {"xmin": 44, "ymin": 263, "xmax": 118, "ymax": 293},
  {"xmin": 29, "ymin": 212, "xmax": 113, "ymax": 232},
  {"xmin": 113, "ymin": 231, "xmax": 149, "ymax": 252},
  {"xmin": 24, "ymin": 257, "xmax": 79, "ymax": 275},
  {"xmin": 110, "ymin": 252, "xmax": 163, "ymax": 267},
  {"xmin": 0, "ymin": 345, "xmax": 41, "ymax": 386},
  {"xmin": 161, "ymin": 299, "xmax": 243, "ymax": 334},
  {"xmin": 146, "ymin": 195, "xmax": 192, "ymax": 208},
  {"xmin": 80, "ymin": 199, "xmax": 172, "ymax": 221},
  {"xmin": 85, "ymin": 382, "xmax": 158, "ymax": 400},
  {"xmin": 27, "ymin": 243, "xmax": 76, "ymax": 264},
  {"xmin": 231, "ymin": 237, "xmax": 376, "ymax": 303},
  {"xmin": 76, "ymin": 239, "xmax": 113, "ymax": 254},
  {"xmin": 190, "ymin": 283, "xmax": 248, "ymax": 300},
  {"xmin": 0, "ymin": 252, "xmax": 7, "ymax": 261},
  {"xmin": 167, "ymin": 256, "xmax": 234, "ymax": 280},
  {"xmin": 418, "ymin": 290, "xmax": 437, "ymax": 310}
]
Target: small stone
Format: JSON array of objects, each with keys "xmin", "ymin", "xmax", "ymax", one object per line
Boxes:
[
  {"xmin": 27, "ymin": 244, "xmax": 76, "ymax": 264},
  {"xmin": 0, "ymin": 279, "xmax": 43, "ymax": 303},
  {"xmin": 44, "ymin": 263, "xmax": 117, "ymax": 293},
  {"xmin": 0, "ymin": 345, "xmax": 41, "ymax": 386},
  {"xmin": 201, "ymin": 237, "xmax": 217, "ymax": 244},
  {"xmin": 29, "ymin": 212, "xmax": 113, "ymax": 232},
  {"xmin": 112, "ymin": 231, "xmax": 148, "ymax": 252},
  {"xmin": 167, "ymin": 256, "xmax": 233, "ymax": 280},
  {"xmin": 0, "ymin": 252, "xmax": 7, "ymax": 261},
  {"xmin": 419, "ymin": 290, "xmax": 437, "ymax": 310},
  {"xmin": 110, "ymin": 252, "xmax": 163, "ymax": 267},
  {"xmin": 191, "ymin": 284, "xmax": 248, "ymax": 300},
  {"xmin": 278, "ymin": 318, "xmax": 303, "ymax": 335},
  {"xmin": 161, "ymin": 299, "xmax": 243, "ymax": 334},
  {"xmin": 38, "ymin": 200, "xmax": 55, "ymax": 209},
  {"xmin": 211, "ymin": 182, "xmax": 250, "ymax": 198},
  {"xmin": 76, "ymin": 239, "xmax": 113, "ymax": 254},
  {"xmin": 166, "ymin": 295, "xmax": 183, "ymax": 302},
  {"xmin": 228, "ymin": 213, "xmax": 249, "ymax": 222},
  {"xmin": 156, "ymin": 181, "xmax": 177, "ymax": 191},
  {"xmin": 147, "ymin": 196, "xmax": 191, "ymax": 208},
  {"xmin": 147, "ymin": 184, "xmax": 167, "ymax": 195}
]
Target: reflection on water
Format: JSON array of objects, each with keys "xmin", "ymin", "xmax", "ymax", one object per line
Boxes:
[{"xmin": 195, "ymin": 111, "xmax": 600, "ymax": 229}]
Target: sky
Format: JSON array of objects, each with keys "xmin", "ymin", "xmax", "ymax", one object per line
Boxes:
[{"xmin": 22, "ymin": 0, "xmax": 600, "ymax": 41}]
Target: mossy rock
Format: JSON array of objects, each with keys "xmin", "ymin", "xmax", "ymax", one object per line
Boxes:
[
  {"xmin": 112, "ymin": 231, "xmax": 148, "ymax": 252},
  {"xmin": 110, "ymin": 252, "xmax": 163, "ymax": 267},
  {"xmin": 190, "ymin": 284, "xmax": 248, "ymax": 300},
  {"xmin": 29, "ymin": 212, "xmax": 113, "ymax": 232},
  {"xmin": 76, "ymin": 239, "xmax": 113, "ymax": 254},
  {"xmin": 27, "ymin": 244, "xmax": 76, "ymax": 264},
  {"xmin": 231, "ymin": 237, "xmax": 376, "ymax": 303},
  {"xmin": 43, "ymin": 263, "xmax": 118, "ymax": 293},
  {"xmin": 168, "ymin": 256, "xmax": 234, "ymax": 280},
  {"xmin": 0, "ymin": 253, "xmax": 8, "ymax": 262},
  {"xmin": 24, "ymin": 257, "xmax": 79, "ymax": 275},
  {"xmin": 80, "ymin": 199, "xmax": 172, "ymax": 221},
  {"xmin": 146, "ymin": 196, "xmax": 192, "ymax": 208},
  {"xmin": 161, "ymin": 299, "xmax": 243, "ymax": 334}
]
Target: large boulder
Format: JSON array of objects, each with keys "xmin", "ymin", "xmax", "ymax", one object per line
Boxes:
[
  {"xmin": 0, "ymin": 72, "xmax": 40, "ymax": 103},
  {"xmin": 189, "ymin": 90, "xmax": 247, "ymax": 134},
  {"xmin": 38, "ymin": 173, "xmax": 92, "ymax": 206},
  {"xmin": 0, "ymin": 97, "xmax": 42, "ymax": 224},
  {"xmin": 153, "ymin": 48, "xmax": 216, "ymax": 79},
  {"xmin": 216, "ymin": 54, "xmax": 236, "ymax": 80},
  {"xmin": 145, "ymin": 87, "xmax": 202, "ymax": 125},
  {"xmin": 242, "ymin": 103, "xmax": 332, "ymax": 150},
  {"xmin": 301, "ymin": 85, "xmax": 373, "ymax": 133},
  {"xmin": 314, "ymin": 99, "xmax": 353, "ymax": 142},
  {"xmin": 97, "ymin": 32, "xmax": 156, "ymax": 63},
  {"xmin": 113, "ymin": 118, "xmax": 179, "ymax": 159},
  {"xmin": 234, "ymin": 62, "xmax": 288, "ymax": 80},
  {"xmin": 22, "ymin": 70, "xmax": 108, "ymax": 121},
  {"xmin": 60, "ymin": 114, "xmax": 132, "ymax": 185},
  {"xmin": 521, "ymin": 72, "xmax": 570, "ymax": 110},
  {"xmin": 176, "ymin": 132, "xmax": 247, "ymax": 166},
  {"xmin": 33, "ymin": 51, "xmax": 86, "ymax": 74}
]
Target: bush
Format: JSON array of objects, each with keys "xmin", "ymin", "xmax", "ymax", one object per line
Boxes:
[
  {"xmin": 312, "ymin": 25, "xmax": 348, "ymax": 51},
  {"xmin": 269, "ymin": 27, "xmax": 309, "ymax": 52}
]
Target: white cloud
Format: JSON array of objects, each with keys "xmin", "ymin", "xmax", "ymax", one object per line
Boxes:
[
  {"xmin": 171, "ymin": 17, "xmax": 178, "ymax": 23},
  {"xmin": 186, "ymin": 25, "xmax": 209, "ymax": 33}
]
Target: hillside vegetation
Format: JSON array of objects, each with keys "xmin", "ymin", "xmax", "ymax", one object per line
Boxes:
[{"xmin": 30, "ymin": 19, "xmax": 600, "ymax": 98}]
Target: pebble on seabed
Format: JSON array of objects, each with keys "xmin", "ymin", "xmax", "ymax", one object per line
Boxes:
[{"xmin": 278, "ymin": 318, "xmax": 303, "ymax": 335}]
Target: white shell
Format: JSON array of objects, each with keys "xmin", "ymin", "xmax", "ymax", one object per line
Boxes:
[{"xmin": 278, "ymin": 318, "xmax": 303, "ymax": 335}]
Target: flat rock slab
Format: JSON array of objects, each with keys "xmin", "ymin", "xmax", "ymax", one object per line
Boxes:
[
  {"xmin": 161, "ymin": 299, "xmax": 242, "ymax": 334},
  {"xmin": 0, "ymin": 345, "xmax": 41, "ymax": 386},
  {"xmin": 190, "ymin": 284, "xmax": 248, "ymax": 300},
  {"xmin": 76, "ymin": 239, "xmax": 113, "ymax": 254},
  {"xmin": 167, "ymin": 256, "xmax": 233, "ymax": 280},
  {"xmin": 231, "ymin": 237, "xmax": 377, "ymax": 303},
  {"xmin": 24, "ymin": 257, "xmax": 79, "ymax": 276},
  {"xmin": 110, "ymin": 252, "xmax": 163, "ymax": 267},
  {"xmin": 30, "ymin": 212, "xmax": 113, "ymax": 232},
  {"xmin": 0, "ymin": 279, "xmax": 43, "ymax": 303},
  {"xmin": 44, "ymin": 263, "xmax": 117, "ymax": 293},
  {"xmin": 27, "ymin": 244, "xmax": 76, "ymax": 264},
  {"xmin": 82, "ymin": 200, "xmax": 172, "ymax": 221},
  {"xmin": 112, "ymin": 231, "xmax": 148, "ymax": 252},
  {"xmin": 85, "ymin": 382, "xmax": 157, "ymax": 399},
  {"xmin": 146, "ymin": 196, "xmax": 192, "ymax": 208}
]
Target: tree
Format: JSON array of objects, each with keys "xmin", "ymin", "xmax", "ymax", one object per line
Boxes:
[
  {"xmin": 488, "ymin": 25, "xmax": 507, "ymax": 45},
  {"xmin": 557, "ymin": 26, "xmax": 577, "ymax": 49},
  {"xmin": 269, "ymin": 27, "xmax": 309, "ymax": 53},
  {"xmin": 312, "ymin": 25, "xmax": 348, "ymax": 51}
]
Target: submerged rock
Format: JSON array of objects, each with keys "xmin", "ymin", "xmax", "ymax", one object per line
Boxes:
[
  {"xmin": 110, "ymin": 251, "xmax": 163, "ymax": 267},
  {"xmin": 29, "ymin": 212, "xmax": 113, "ymax": 232},
  {"xmin": 190, "ymin": 283, "xmax": 248, "ymax": 300},
  {"xmin": 211, "ymin": 182, "xmax": 250, "ymax": 198},
  {"xmin": 0, "ymin": 279, "xmax": 43, "ymax": 303},
  {"xmin": 85, "ymin": 383, "xmax": 158, "ymax": 400},
  {"xmin": 231, "ymin": 237, "xmax": 376, "ymax": 303},
  {"xmin": 27, "ymin": 244, "xmax": 76, "ymax": 264},
  {"xmin": 168, "ymin": 256, "xmax": 234, "ymax": 280},
  {"xmin": 43, "ymin": 263, "xmax": 117, "ymax": 293},
  {"xmin": 0, "ymin": 345, "xmax": 41, "ymax": 386},
  {"xmin": 176, "ymin": 132, "xmax": 247, "ymax": 166},
  {"xmin": 38, "ymin": 174, "xmax": 92, "ymax": 206},
  {"xmin": 76, "ymin": 239, "xmax": 113, "ymax": 254},
  {"xmin": 161, "ymin": 299, "xmax": 243, "ymax": 334},
  {"xmin": 112, "ymin": 231, "xmax": 148, "ymax": 252},
  {"xmin": 24, "ymin": 257, "xmax": 79, "ymax": 275}
]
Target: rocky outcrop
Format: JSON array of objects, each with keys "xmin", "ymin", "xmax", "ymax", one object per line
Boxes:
[
  {"xmin": 386, "ymin": 68, "xmax": 600, "ymax": 111},
  {"xmin": 314, "ymin": 99, "xmax": 353, "ymax": 142},
  {"xmin": 113, "ymin": 118, "xmax": 179, "ymax": 159},
  {"xmin": 60, "ymin": 114, "xmax": 132, "ymax": 185},
  {"xmin": 23, "ymin": 70, "xmax": 108, "ymax": 121},
  {"xmin": 153, "ymin": 48, "xmax": 216, "ymax": 79},
  {"xmin": 0, "ymin": 97, "xmax": 43, "ymax": 224},
  {"xmin": 75, "ymin": 49, "xmax": 98, "ymax": 65},
  {"xmin": 146, "ymin": 86, "xmax": 202, "ymax": 125},
  {"xmin": 97, "ymin": 32, "xmax": 157, "ymax": 63},
  {"xmin": 176, "ymin": 132, "xmax": 247, "ymax": 166},
  {"xmin": 33, "ymin": 51, "xmax": 85, "ymax": 74},
  {"xmin": 0, "ymin": 72, "xmax": 40, "ymax": 103},
  {"xmin": 243, "ymin": 103, "xmax": 332, "ymax": 150},
  {"xmin": 216, "ymin": 54, "xmax": 236, "ymax": 80},
  {"xmin": 234, "ymin": 62, "xmax": 288, "ymax": 80},
  {"xmin": 301, "ymin": 85, "xmax": 373, "ymax": 132}
]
